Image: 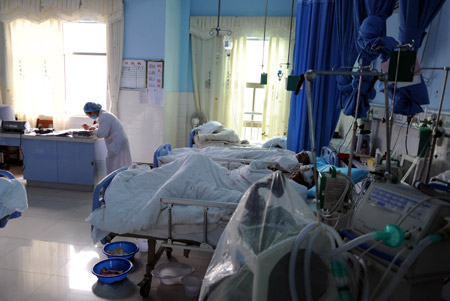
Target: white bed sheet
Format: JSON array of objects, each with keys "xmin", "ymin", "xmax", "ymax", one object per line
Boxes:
[
  {"xmin": 0, "ymin": 178, "xmax": 28, "ymax": 220},
  {"xmin": 88, "ymin": 154, "xmax": 308, "ymax": 243},
  {"xmin": 159, "ymin": 146, "xmax": 302, "ymax": 173}
]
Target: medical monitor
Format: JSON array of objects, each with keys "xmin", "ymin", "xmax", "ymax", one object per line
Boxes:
[
  {"xmin": 400, "ymin": 154, "xmax": 425, "ymax": 185},
  {"xmin": 0, "ymin": 105, "xmax": 15, "ymax": 125}
]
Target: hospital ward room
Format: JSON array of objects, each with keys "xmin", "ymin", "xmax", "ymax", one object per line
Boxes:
[{"xmin": 2, "ymin": 0, "xmax": 450, "ymax": 300}]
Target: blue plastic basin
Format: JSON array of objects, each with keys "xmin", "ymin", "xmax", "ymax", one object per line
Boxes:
[
  {"xmin": 102, "ymin": 241, "xmax": 139, "ymax": 259},
  {"xmin": 92, "ymin": 258, "xmax": 133, "ymax": 284}
]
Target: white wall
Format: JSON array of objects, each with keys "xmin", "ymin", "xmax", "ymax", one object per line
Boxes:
[
  {"xmin": 163, "ymin": 92, "xmax": 196, "ymax": 148},
  {"xmin": 118, "ymin": 90, "xmax": 164, "ymax": 163}
]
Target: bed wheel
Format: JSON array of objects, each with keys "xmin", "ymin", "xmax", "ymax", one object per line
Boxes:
[
  {"xmin": 165, "ymin": 247, "xmax": 172, "ymax": 259},
  {"xmin": 138, "ymin": 275, "xmax": 152, "ymax": 297},
  {"xmin": 100, "ymin": 235, "xmax": 112, "ymax": 244}
]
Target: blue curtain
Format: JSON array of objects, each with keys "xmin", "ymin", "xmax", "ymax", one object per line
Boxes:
[
  {"xmin": 390, "ymin": 0, "xmax": 445, "ymax": 116},
  {"xmin": 286, "ymin": 0, "xmax": 341, "ymax": 153},
  {"xmin": 335, "ymin": 1, "xmax": 361, "ymax": 109},
  {"xmin": 343, "ymin": 0, "xmax": 397, "ymax": 118}
]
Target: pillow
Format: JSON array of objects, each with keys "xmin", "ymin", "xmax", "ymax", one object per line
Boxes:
[
  {"xmin": 197, "ymin": 121, "xmax": 224, "ymax": 134},
  {"xmin": 315, "ymin": 157, "xmax": 328, "ymax": 168},
  {"xmin": 262, "ymin": 136, "xmax": 287, "ymax": 149},
  {"xmin": 307, "ymin": 166, "xmax": 369, "ymax": 198}
]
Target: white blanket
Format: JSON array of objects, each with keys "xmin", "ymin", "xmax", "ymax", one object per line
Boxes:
[
  {"xmin": 0, "ymin": 178, "xmax": 28, "ymax": 219},
  {"xmin": 87, "ymin": 154, "xmax": 284, "ymax": 240},
  {"xmin": 87, "ymin": 154, "xmax": 307, "ymax": 242},
  {"xmin": 159, "ymin": 146, "xmax": 301, "ymax": 173}
]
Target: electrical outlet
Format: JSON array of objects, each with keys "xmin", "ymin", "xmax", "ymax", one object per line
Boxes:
[
  {"xmin": 372, "ymin": 106, "xmax": 385, "ymax": 119},
  {"xmin": 393, "ymin": 114, "xmax": 407, "ymax": 124}
]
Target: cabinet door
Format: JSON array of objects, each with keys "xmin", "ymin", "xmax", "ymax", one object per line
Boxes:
[
  {"xmin": 57, "ymin": 141, "xmax": 95, "ymax": 185},
  {"xmin": 22, "ymin": 139, "xmax": 58, "ymax": 182},
  {"xmin": 0, "ymin": 137, "xmax": 20, "ymax": 146}
]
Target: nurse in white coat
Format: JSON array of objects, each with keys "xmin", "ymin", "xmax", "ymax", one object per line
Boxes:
[{"xmin": 82, "ymin": 102, "xmax": 132, "ymax": 174}]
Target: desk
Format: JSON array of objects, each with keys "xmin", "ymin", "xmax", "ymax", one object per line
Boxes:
[{"xmin": 0, "ymin": 133, "xmax": 107, "ymax": 191}]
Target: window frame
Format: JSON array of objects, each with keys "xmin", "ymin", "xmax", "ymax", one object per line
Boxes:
[{"xmin": 62, "ymin": 22, "xmax": 107, "ymax": 117}]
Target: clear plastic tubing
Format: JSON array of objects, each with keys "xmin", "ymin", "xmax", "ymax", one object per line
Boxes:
[
  {"xmin": 289, "ymin": 222, "xmax": 318, "ymax": 301},
  {"xmin": 376, "ymin": 234, "xmax": 442, "ymax": 300},
  {"xmin": 321, "ymin": 223, "xmax": 345, "ymax": 247},
  {"xmin": 304, "ymin": 227, "xmax": 323, "ymax": 301},
  {"xmin": 324, "ymin": 232, "xmax": 375, "ymax": 260}
]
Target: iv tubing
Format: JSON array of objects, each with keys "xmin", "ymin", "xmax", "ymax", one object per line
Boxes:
[
  {"xmin": 347, "ymin": 70, "xmax": 364, "ymax": 177},
  {"xmin": 370, "ymin": 248, "xmax": 407, "ymax": 300},
  {"xmin": 376, "ymin": 234, "xmax": 442, "ymax": 300},
  {"xmin": 304, "ymin": 77, "xmax": 320, "ymax": 223}
]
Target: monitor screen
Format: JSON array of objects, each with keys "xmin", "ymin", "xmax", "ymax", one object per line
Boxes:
[
  {"xmin": 401, "ymin": 159, "xmax": 415, "ymax": 185},
  {"xmin": 400, "ymin": 155, "xmax": 424, "ymax": 185}
]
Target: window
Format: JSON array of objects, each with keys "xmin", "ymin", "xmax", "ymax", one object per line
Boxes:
[
  {"xmin": 242, "ymin": 39, "xmax": 269, "ymax": 143},
  {"xmin": 63, "ymin": 23, "xmax": 107, "ymax": 116}
]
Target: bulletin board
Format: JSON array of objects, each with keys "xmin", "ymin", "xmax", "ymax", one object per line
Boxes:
[{"xmin": 146, "ymin": 60, "xmax": 164, "ymax": 89}]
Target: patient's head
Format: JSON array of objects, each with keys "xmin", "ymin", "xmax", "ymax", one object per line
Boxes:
[
  {"xmin": 296, "ymin": 151, "xmax": 312, "ymax": 165},
  {"xmin": 290, "ymin": 166, "xmax": 315, "ymax": 189}
]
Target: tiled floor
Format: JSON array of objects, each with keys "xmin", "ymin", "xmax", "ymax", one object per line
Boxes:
[{"xmin": 0, "ymin": 165, "xmax": 212, "ymax": 301}]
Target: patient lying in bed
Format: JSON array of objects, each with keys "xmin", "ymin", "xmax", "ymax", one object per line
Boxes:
[
  {"xmin": 158, "ymin": 146, "xmax": 312, "ymax": 173},
  {"xmin": 87, "ymin": 153, "xmax": 309, "ymax": 243}
]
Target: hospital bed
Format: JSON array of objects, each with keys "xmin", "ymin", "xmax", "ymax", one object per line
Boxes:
[
  {"xmin": 0, "ymin": 170, "xmax": 28, "ymax": 228},
  {"xmin": 155, "ymin": 142, "xmax": 303, "ymax": 172},
  {"xmin": 90, "ymin": 145, "xmax": 367, "ymax": 297},
  {"xmin": 154, "ymin": 142, "xmax": 278, "ymax": 170},
  {"xmin": 189, "ymin": 122, "xmax": 243, "ymax": 148},
  {"xmin": 89, "ymin": 156, "xmax": 245, "ymax": 297},
  {"xmin": 153, "ymin": 142, "xmax": 369, "ymax": 212}
]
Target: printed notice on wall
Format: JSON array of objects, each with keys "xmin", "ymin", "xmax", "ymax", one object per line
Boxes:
[
  {"xmin": 139, "ymin": 88, "xmax": 165, "ymax": 107},
  {"xmin": 120, "ymin": 60, "xmax": 146, "ymax": 89},
  {"xmin": 146, "ymin": 60, "xmax": 164, "ymax": 89}
]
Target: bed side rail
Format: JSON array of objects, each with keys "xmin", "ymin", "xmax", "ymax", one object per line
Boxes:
[
  {"xmin": 160, "ymin": 198, "xmax": 238, "ymax": 251},
  {"xmin": 153, "ymin": 143, "xmax": 172, "ymax": 168},
  {"xmin": 0, "ymin": 170, "xmax": 14, "ymax": 179},
  {"xmin": 92, "ymin": 166, "xmax": 129, "ymax": 212},
  {"xmin": 321, "ymin": 146, "xmax": 338, "ymax": 166},
  {"xmin": 189, "ymin": 128, "xmax": 198, "ymax": 148}
]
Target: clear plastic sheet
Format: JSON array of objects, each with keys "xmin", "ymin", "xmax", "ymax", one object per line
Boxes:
[{"xmin": 199, "ymin": 171, "xmax": 316, "ymax": 300}]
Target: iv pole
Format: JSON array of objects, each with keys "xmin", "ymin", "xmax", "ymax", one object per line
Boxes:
[
  {"xmin": 346, "ymin": 66, "xmax": 373, "ymax": 178},
  {"xmin": 302, "ymin": 70, "xmax": 387, "ymax": 213},
  {"xmin": 423, "ymin": 66, "xmax": 450, "ymax": 182}
]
